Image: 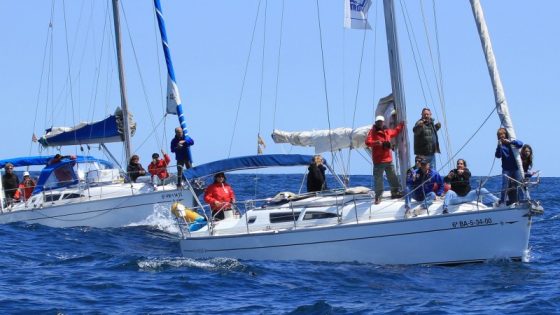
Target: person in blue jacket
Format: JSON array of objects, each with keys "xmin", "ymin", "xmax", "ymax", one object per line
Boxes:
[
  {"xmin": 170, "ymin": 127, "xmax": 194, "ymax": 187},
  {"xmin": 405, "ymin": 158, "xmax": 444, "ymax": 210},
  {"xmin": 495, "ymin": 127, "xmax": 523, "ymax": 205}
]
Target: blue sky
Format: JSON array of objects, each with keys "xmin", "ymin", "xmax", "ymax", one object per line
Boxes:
[{"xmin": 1, "ymin": 0, "xmax": 558, "ymax": 177}]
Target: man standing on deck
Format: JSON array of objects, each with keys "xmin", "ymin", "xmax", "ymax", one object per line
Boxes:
[
  {"xmin": 365, "ymin": 115, "xmax": 405, "ymax": 204},
  {"xmin": 2, "ymin": 163, "xmax": 19, "ymax": 207},
  {"xmin": 413, "ymin": 108, "xmax": 441, "ymax": 170},
  {"xmin": 170, "ymin": 127, "xmax": 194, "ymax": 187}
]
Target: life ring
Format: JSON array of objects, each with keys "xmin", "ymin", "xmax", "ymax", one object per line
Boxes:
[{"xmin": 171, "ymin": 202, "xmax": 203, "ymax": 223}]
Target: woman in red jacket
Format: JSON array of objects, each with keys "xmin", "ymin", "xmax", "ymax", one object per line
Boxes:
[
  {"xmin": 204, "ymin": 172, "xmax": 236, "ymax": 220},
  {"xmin": 365, "ymin": 115, "xmax": 405, "ymax": 204},
  {"xmin": 148, "ymin": 151, "xmax": 171, "ymax": 185}
]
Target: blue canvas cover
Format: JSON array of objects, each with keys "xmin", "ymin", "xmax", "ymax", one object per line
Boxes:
[
  {"xmin": 38, "ymin": 115, "xmax": 122, "ymax": 147},
  {"xmin": 183, "ymin": 154, "xmax": 315, "ymax": 179},
  {"xmin": 0, "ymin": 156, "xmax": 52, "ymax": 169},
  {"xmin": 32, "ymin": 156, "xmax": 114, "ymax": 194}
]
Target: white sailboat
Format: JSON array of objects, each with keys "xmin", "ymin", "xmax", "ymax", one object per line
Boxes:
[
  {"xmin": 0, "ymin": 0, "xmax": 195, "ymax": 228},
  {"xmin": 170, "ymin": 0, "xmax": 544, "ymax": 264}
]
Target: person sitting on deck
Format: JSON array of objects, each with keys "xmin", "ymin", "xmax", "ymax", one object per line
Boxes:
[
  {"xmin": 127, "ymin": 155, "xmax": 146, "ymax": 183},
  {"xmin": 204, "ymin": 172, "xmax": 236, "ymax": 221},
  {"xmin": 442, "ymin": 159, "xmax": 499, "ymax": 214},
  {"xmin": 148, "ymin": 151, "xmax": 171, "ymax": 185},
  {"xmin": 405, "ymin": 159, "xmax": 443, "ymax": 210}
]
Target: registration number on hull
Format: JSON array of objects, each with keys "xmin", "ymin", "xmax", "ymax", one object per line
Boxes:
[{"xmin": 452, "ymin": 218, "xmax": 493, "ymax": 228}]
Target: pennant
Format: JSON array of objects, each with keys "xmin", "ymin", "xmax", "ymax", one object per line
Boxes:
[
  {"xmin": 166, "ymin": 76, "xmax": 182, "ymax": 115},
  {"xmin": 344, "ymin": 0, "xmax": 372, "ymax": 30},
  {"xmin": 257, "ymin": 134, "xmax": 266, "ymax": 155}
]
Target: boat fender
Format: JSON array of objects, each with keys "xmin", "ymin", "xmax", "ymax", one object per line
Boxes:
[{"xmin": 171, "ymin": 202, "xmax": 204, "ymax": 223}]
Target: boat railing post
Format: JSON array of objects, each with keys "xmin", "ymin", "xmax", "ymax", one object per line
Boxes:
[
  {"xmin": 352, "ymin": 195, "xmax": 359, "ymax": 224},
  {"xmin": 244, "ymin": 203, "xmax": 250, "ymax": 234},
  {"xmin": 289, "ymin": 200, "xmax": 297, "ymax": 229}
]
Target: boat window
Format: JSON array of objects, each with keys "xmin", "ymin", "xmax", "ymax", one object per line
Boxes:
[
  {"xmin": 62, "ymin": 193, "xmax": 84, "ymax": 200},
  {"xmin": 247, "ymin": 216, "xmax": 257, "ymax": 224},
  {"xmin": 303, "ymin": 211, "xmax": 338, "ymax": 220},
  {"xmin": 44, "ymin": 194, "xmax": 61, "ymax": 202},
  {"xmin": 269, "ymin": 212, "xmax": 300, "ymax": 223}
]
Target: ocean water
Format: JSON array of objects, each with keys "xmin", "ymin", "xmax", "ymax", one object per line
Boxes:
[{"xmin": 0, "ymin": 175, "xmax": 558, "ymax": 314}]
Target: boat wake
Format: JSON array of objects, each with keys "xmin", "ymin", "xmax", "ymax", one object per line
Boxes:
[
  {"xmin": 126, "ymin": 203, "xmax": 180, "ymax": 235},
  {"xmin": 137, "ymin": 257, "xmax": 245, "ymax": 272}
]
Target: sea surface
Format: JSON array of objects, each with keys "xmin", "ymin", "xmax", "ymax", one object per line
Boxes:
[{"xmin": 0, "ymin": 175, "xmax": 558, "ymax": 314}]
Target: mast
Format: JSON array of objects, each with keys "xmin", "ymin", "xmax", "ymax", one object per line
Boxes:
[
  {"xmin": 111, "ymin": 0, "xmax": 133, "ymax": 163},
  {"xmin": 153, "ymin": 0, "xmax": 193, "ymax": 165},
  {"xmin": 382, "ymin": 0, "xmax": 410, "ymax": 186},
  {"xmin": 469, "ymin": 0, "xmax": 524, "ymax": 178}
]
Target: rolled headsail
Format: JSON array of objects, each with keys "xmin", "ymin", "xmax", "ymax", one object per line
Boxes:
[
  {"xmin": 272, "ymin": 126, "xmax": 372, "ymax": 154},
  {"xmin": 154, "ymin": 0, "xmax": 193, "ymax": 164},
  {"xmin": 470, "ymin": 0, "xmax": 524, "ymax": 178}
]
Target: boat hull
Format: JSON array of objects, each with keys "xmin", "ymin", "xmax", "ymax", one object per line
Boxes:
[
  {"xmin": 0, "ymin": 189, "xmax": 191, "ymax": 228},
  {"xmin": 179, "ymin": 207, "xmax": 532, "ymax": 265}
]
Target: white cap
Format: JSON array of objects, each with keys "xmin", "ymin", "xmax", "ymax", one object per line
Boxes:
[
  {"xmin": 375, "ymin": 115, "xmax": 385, "ymax": 122},
  {"xmin": 23, "ymin": 171, "xmax": 30, "ymax": 177}
]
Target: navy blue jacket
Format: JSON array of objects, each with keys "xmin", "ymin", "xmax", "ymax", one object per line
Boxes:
[
  {"xmin": 407, "ymin": 168, "xmax": 444, "ymax": 201},
  {"xmin": 170, "ymin": 136, "xmax": 194, "ymax": 162},
  {"xmin": 495, "ymin": 139, "xmax": 523, "ymax": 171}
]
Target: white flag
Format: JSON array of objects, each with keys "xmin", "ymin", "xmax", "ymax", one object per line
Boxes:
[
  {"xmin": 344, "ymin": 0, "xmax": 372, "ymax": 30},
  {"xmin": 166, "ymin": 75, "xmax": 182, "ymax": 115}
]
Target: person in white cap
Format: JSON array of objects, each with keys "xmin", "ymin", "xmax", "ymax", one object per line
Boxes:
[
  {"xmin": 365, "ymin": 115, "xmax": 405, "ymax": 204},
  {"xmin": 14, "ymin": 171, "xmax": 36, "ymax": 202}
]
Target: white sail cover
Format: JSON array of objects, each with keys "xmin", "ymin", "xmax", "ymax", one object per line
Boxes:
[
  {"xmin": 272, "ymin": 126, "xmax": 372, "ymax": 154},
  {"xmin": 166, "ymin": 76, "xmax": 182, "ymax": 115},
  {"xmin": 344, "ymin": 0, "xmax": 372, "ymax": 30}
]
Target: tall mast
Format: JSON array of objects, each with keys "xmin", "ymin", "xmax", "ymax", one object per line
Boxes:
[
  {"xmin": 153, "ymin": 0, "xmax": 193, "ymax": 165},
  {"xmin": 383, "ymin": 0, "xmax": 410, "ymax": 186},
  {"xmin": 469, "ymin": 0, "xmax": 524, "ymax": 178},
  {"xmin": 111, "ymin": 0, "xmax": 133, "ymax": 163}
]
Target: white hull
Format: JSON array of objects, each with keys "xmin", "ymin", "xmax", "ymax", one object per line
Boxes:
[
  {"xmin": 0, "ymin": 185, "xmax": 192, "ymax": 228},
  {"xmin": 178, "ymin": 193, "xmax": 533, "ymax": 265}
]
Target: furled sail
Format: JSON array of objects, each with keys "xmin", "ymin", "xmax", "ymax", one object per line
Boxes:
[
  {"xmin": 272, "ymin": 126, "xmax": 372, "ymax": 154},
  {"xmin": 38, "ymin": 108, "xmax": 136, "ymax": 147}
]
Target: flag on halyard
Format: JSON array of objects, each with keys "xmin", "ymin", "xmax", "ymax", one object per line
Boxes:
[{"xmin": 344, "ymin": 0, "xmax": 372, "ymax": 30}]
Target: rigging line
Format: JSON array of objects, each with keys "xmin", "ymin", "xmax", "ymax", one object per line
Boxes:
[
  {"xmin": 151, "ymin": 2, "xmax": 167, "ymax": 149},
  {"xmin": 134, "ymin": 116, "xmax": 166, "ymax": 152},
  {"xmin": 121, "ymin": 2, "xmax": 162, "ymax": 151},
  {"xmin": 419, "ymin": 0, "xmax": 453, "ymax": 167},
  {"xmin": 400, "ymin": 0, "xmax": 450, "ymax": 170},
  {"xmin": 227, "ymin": 0, "xmax": 263, "ymax": 158},
  {"xmin": 87, "ymin": 1, "xmax": 111, "ymax": 142},
  {"xmin": 31, "ymin": 0, "xmax": 57, "ymax": 156},
  {"xmin": 400, "ymin": 0, "xmax": 437, "ymax": 111},
  {"xmin": 257, "ymin": 0, "xmax": 268, "ymax": 153},
  {"xmin": 272, "ymin": 0, "xmax": 285, "ymax": 130},
  {"xmin": 431, "ymin": 0, "xmax": 453, "ymax": 167},
  {"xmin": 62, "ymin": 0, "xmax": 78, "ymax": 145},
  {"xmin": 47, "ymin": 2, "xmax": 56, "ymax": 130},
  {"xmin": 315, "ymin": 0, "xmax": 335, "ymax": 163},
  {"xmin": 437, "ymin": 105, "xmax": 497, "ymax": 174},
  {"xmin": 397, "ymin": 1, "xmax": 427, "ymax": 107},
  {"xmin": 345, "ymin": 21, "xmax": 369, "ymax": 179}
]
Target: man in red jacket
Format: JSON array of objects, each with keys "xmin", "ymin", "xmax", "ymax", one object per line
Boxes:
[
  {"xmin": 148, "ymin": 150, "xmax": 171, "ymax": 185},
  {"xmin": 204, "ymin": 172, "xmax": 236, "ymax": 220},
  {"xmin": 365, "ymin": 115, "xmax": 405, "ymax": 204}
]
